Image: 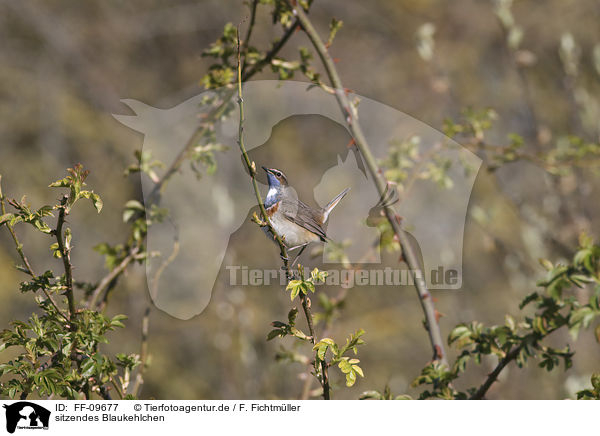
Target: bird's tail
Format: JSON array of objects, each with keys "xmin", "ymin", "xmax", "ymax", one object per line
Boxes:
[{"xmin": 323, "ymin": 187, "xmax": 350, "ymax": 222}]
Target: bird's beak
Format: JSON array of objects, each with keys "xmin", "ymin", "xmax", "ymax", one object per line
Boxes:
[{"xmin": 262, "ymin": 166, "xmax": 273, "ymax": 175}]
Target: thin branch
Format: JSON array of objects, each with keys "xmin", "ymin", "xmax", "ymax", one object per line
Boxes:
[
  {"xmin": 242, "ymin": 18, "xmax": 300, "ymax": 83},
  {"xmin": 469, "ymin": 326, "xmax": 561, "ymax": 400},
  {"xmin": 130, "ymin": 305, "xmax": 151, "ymax": 398},
  {"xmin": 236, "ymin": 27, "xmax": 289, "ymax": 268},
  {"xmin": 236, "ymin": 25, "xmax": 330, "ymax": 399},
  {"xmin": 240, "ymin": 0, "xmax": 259, "ymax": 77},
  {"xmin": 54, "ymin": 195, "xmax": 76, "ymax": 320},
  {"xmin": 287, "ymin": 1, "xmax": 448, "ymax": 365},
  {"xmin": 87, "ymin": 246, "xmax": 140, "ymax": 310},
  {"xmin": 300, "ymin": 294, "xmax": 330, "ymax": 399},
  {"xmin": 110, "ymin": 377, "xmax": 124, "ymax": 400},
  {"xmin": 469, "ymin": 344, "xmax": 522, "ymax": 400},
  {"xmin": 0, "ymin": 176, "xmax": 68, "ymax": 320}
]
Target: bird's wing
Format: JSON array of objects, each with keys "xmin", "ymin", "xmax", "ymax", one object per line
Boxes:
[{"xmin": 281, "ymin": 197, "xmax": 328, "ymax": 241}]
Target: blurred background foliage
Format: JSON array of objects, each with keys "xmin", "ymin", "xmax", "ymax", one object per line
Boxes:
[{"xmin": 1, "ymin": 0, "xmax": 600, "ymax": 399}]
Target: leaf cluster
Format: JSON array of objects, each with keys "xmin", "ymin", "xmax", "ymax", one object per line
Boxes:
[
  {"xmin": 409, "ymin": 234, "xmax": 600, "ymax": 399},
  {"xmin": 313, "ymin": 329, "xmax": 365, "ymax": 387}
]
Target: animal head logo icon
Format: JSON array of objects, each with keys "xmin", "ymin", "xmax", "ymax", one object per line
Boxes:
[{"xmin": 114, "ymin": 80, "xmax": 481, "ymax": 319}]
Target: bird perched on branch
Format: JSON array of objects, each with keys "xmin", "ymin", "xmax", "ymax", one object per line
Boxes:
[{"xmin": 262, "ymin": 166, "xmax": 349, "ymax": 266}]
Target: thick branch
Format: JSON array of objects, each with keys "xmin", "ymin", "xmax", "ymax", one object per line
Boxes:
[{"xmin": 287, "ymin": 2, "xmax": 447, "ymax": 365}]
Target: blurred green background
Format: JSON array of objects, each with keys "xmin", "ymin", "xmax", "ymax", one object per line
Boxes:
[{"xmin": 1, "ymin": 0, "xmax": 599, "ymax": 399}]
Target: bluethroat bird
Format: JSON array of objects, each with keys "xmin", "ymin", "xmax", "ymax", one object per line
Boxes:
[{"xmin": 262, "ymin": 167, "xmax": 350, "ymax": 266}]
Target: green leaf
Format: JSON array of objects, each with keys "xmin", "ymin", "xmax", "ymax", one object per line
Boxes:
[
  {"xmin": 110, "ymin": 314, "xmax": 128, "ymax": 329},
  {"xmin": 448, "ymin": 324, "xmax": 471, "ymax": 346},
  {"xmin": 352, "ymin": 364, "xmax": 364, "ymax": 377},
  {"xmin": 286, "ymin": 280, "xmax": 302, "ymax": 301},
  {"xmin": 123, "ymin": 200, "xmax": 145, "ymax": 223},
  {"xmin": 80, "ymin": 358, "xmax": 95, "ymax": 378},
  {"xmin": 338, "ymin": 358, "xmax": 352, "ymax": 374},
  {"xmin": 345, "ymin": 369, "xmax": 357, "ymax": 387},
  {"xmin": 48, "ymin": 177, "xmax": 70, "ymax": 188},
  {"xmin": 91, "ymin": 193, "xmax": 103, "ymax": 213},
  {"xmin": 287, "ymin": 307, "xmax": 298, "ymax": 325},
  {"xmin": 290, "ymin": 286, "xmax": 300, "ymax": 301},
  {"xmin": 0, "ymin": 213, "xmax": 14, "ymax": 226},
  {"xmin": 313, "ymin": 338, "xmax": 336, "ymax": 361},
  {"xmin": 289, "ymin": 327, "xmax": 309, "ymax": 341},
  {"xmin": 317, "ymin": 344, "xmax": 327, "ymax": 360},
  {"xmin": 50, "ymin": 242, "xmax": 62, "ymax": 258},
  {"xmin": 267, "ymin": 329, "xmax": 283, "ymax": 341}
]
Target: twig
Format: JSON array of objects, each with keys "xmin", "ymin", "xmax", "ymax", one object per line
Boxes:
[
  {"xmin": 469, "ymin": 344, "xmax": 522, "ymax": 400},
  {"xmin": 236, "ymin": 24, "xmax": 330, "ymax": 399},
  {"xmin": 54, "ymin": 195, "xmax": 76, "ymax": 320},
  {"xmin": 131, "ymin": 305, "xmax": 151, "ymax": 398},
  {"xmin": 469, "ymin": 326, "xmax": 561, "ymax": 400},
  {"xmin": 287, "ymin": 1, "xmax": 448, "ymax": 365},
  {"xmin": 299, "ymin": 294, "xmax": 330, "ymax": 399},
  {"xmin": 87, "ymin": 246, "xmax": 140, "ymax": 310},
  {"xmin": 240, "ymin": 0, "xmax": 259, "ymax": 76},
  {"xmin": 235, "ymin": 27, "xmax": 289, "ymax": 267},
  {"xmin": 242, "ymin": 19, "xmax": 300, "ymax": 83},
  {"xmin": 110, "ymin": 377, "xmax": 124, "ymax": 400},
  {"xmin": 0, "ymin": 176, "xmax": 68, "ymax": 320}
]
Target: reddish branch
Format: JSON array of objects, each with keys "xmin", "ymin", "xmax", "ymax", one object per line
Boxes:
[{"xmin": 286, "ymin": 1, "xmax": 448, "ymax": 365}]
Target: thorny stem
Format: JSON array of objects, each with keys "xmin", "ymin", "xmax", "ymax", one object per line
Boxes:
[{"xmin": 287, "ymin": 1, "xmax": 448, "ymax": 365}]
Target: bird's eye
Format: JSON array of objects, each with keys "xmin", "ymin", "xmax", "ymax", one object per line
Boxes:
[{"xmin": 275, "ymin": 171, "xmax": 281, "ymax": 177}]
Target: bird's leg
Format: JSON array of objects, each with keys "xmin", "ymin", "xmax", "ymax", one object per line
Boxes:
[{"xmin": 289, "ymin": 244, "xmax": 308, "ymax": 268}]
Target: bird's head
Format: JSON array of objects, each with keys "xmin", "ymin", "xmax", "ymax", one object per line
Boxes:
[{"xmin": 262, "ymin": 167, "xmax": 289, "ymax": 188}]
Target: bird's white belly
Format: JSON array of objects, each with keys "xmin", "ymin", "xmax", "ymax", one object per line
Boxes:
[{"xmin": 265, "ymin": 212, "xmax": 320, "ymax": 249}]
